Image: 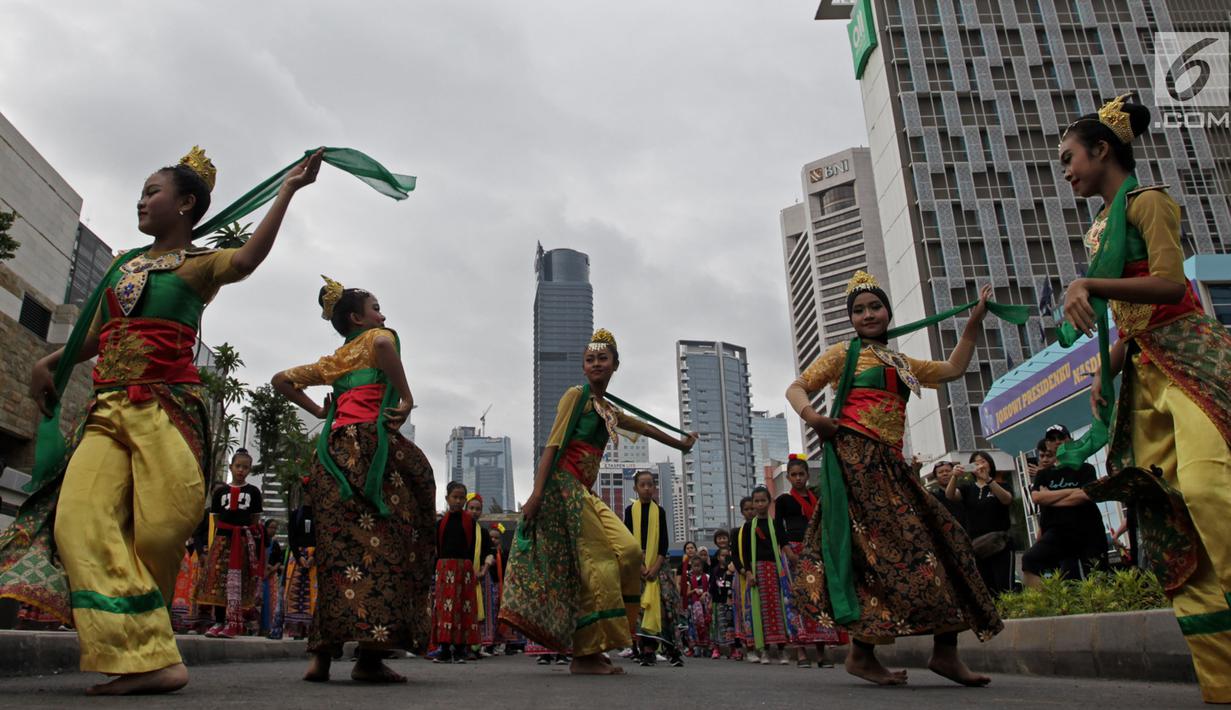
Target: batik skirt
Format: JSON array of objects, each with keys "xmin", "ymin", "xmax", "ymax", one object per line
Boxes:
[
  {"xmin": 170, "ymin": 550, "xmax": 203, "ymax": 632},
  {"xmin": 282, "ymin": 548, "xmax": 317, "ymax": 639},
  {"xmin": 784, "ymin": 542, "xmax": 848, "ymax": 646},
  {"xmin": 791, "ymin": 429, "xmax": 1004, "ymax": 644},
  {"xmin": 709, "ymin": 600, "xmax": 736, "ymax": 646},
  {"xmin": 479, "ymin": 570, "xmax": 503, "ymax": 646},
  {"xmin": 687, "ymin": 596, "xmax": 711, "ymax": 646},
  {"xmin": 307, "ymin": 423, "xmax": 437, "ymax": 652},
  {"xmin": 743, "ymin": 561, "xmax": 789, "ymax": 648},
  {"xmin": 432, "ymin": 558, "xmax": 479, "ymax": 646}
]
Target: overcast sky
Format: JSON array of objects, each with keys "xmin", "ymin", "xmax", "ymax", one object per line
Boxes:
[{"xmin": 3, "ymin": 0, "xmax": 868, "ymax": 506}]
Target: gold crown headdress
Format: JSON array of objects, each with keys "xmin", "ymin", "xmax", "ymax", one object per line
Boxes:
[
  {"xmin": 588, "ymin": 328, "xmax": 617, "ymax": 351},
  {"xmin": 1096, "ymin": 93, "xmax": 1137, "ymax": 145},
  {"xmin": 320, "ymin": 275, "xmax": 344, "ymax": 320},
  {"xmin": 845, "ymin": 270, "xmax": 881, "ymax": 296},
  {"xmin": 179, "ymin": 146, "xmax": 217, "ymax": 192}
]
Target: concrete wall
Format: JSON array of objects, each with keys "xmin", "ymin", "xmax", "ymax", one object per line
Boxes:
[{"xmin": 0, "ymin": 112, "xmax": 81, "ymax": 307}]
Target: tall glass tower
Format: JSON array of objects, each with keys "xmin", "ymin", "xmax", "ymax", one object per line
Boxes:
[
  {"xmin": 676, "ymin": 340, "xmax": 754, "ymax": 544},
  {"xmin": 533, "ymin": 244, "xmax": 594, "ymax": 454}
]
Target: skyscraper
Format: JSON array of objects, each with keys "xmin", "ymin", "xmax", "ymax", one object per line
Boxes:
[
  {"xmin": 780, "ymin": 147, "xmax": 889, "ymax": 457},
  {"xmin": 676, "ymin": 340, "xmax": 754, "ymax": 544},
  {"xmin": 445, "ymin": 426, "xmax": 516, "ymax": 511},
  {"xmin": 816, "ymin": 0, "xmax": 1231, "ymax": 456},
  {"xmin": 533, "ymin": 244, "xmax": 594, "ymax": 454},
  {"xmin": 671, "ymin": 469, "xmax": 687, "ymax": 545},
  {"xmin": 751, "ymin": 410, "xmax": 791, "ymax": 477}
]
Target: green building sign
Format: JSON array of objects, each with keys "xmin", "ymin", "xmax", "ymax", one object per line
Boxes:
[{"xmin": 847, "ymin": 0, "xmax": 878, "ymax": 79}]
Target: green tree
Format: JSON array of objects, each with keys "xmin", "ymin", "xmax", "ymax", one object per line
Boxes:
[
  {"xmin": 207, "ymin": 221, "xmax": 253, "ymax": 249},
  {"xmin": 0, "ymin": 210, "xmax": 20, "ymax": 261},
  {"xmin": 245, "ymin": 383, "xmax": 315, "ymax": 510},
  {"xmin": 199, "ymin": 342, "xmax": 247, "ymax": 487}
]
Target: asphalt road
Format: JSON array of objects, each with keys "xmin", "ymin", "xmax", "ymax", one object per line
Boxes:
[{"xmin": 0, "ymin": 652, "xmax": 1202, "ymax": 709}]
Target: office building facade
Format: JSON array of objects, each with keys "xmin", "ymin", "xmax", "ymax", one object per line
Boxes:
[
  {"xmin": 533, "ymin": 244, "xmax": 594, "ymax": 454},
  {"xmin": 780, "ymin": 147, "xmax": 889, "ymax": 457},
  {"xmin": 817, "ymin": 0, "xmax": 1231, "ymax": 456},
  {"xmin": 676, "ymin": 340, "xmax": 754, "ymax": 544},
  {"xmin": 446, "ymin": 426, "xmax": 516, "ymax": 511}
]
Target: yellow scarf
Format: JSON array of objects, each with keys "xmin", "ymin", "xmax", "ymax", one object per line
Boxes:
[
  {"xmin": 472, "ymin": 519, "xmax": 486, "ymax": 622},
  {"xmin": 633, "ymin": 499, "xmax": 662, "ymax": 635}
]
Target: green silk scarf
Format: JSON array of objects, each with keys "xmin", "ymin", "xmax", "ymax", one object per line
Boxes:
[
  {"xmin": 314, "ymin": 328, "xmax": 402, "ymax": 518},
  {"xmin": 1054, "ymin": 176, "xmax": 1138, "ymax": 468},
  {"xmin": 818, "ymin": 298, "xmax": 1029, "ymax": 625},
  {"xmin": 27, "ymin": 147, "xmax": 415, "ymax": 493}
]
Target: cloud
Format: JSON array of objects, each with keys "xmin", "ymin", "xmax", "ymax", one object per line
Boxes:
[{"xmin": 2, "ymin": 0, "xmax": 866, "ymax": 507}]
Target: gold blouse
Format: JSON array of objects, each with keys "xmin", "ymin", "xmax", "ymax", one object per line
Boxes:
[
  {"xmin": 787, "ymin": 341, "xmax": 949, "ymax": 415},
  {"xmin": 545, "ymin": 385, "xmax": 652, "ymax": 449},
  {"xmin": 282, "ymin": 328, "xmax": 396, "ymax": 388}
]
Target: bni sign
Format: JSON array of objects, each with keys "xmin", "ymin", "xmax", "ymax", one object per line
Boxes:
[
  {"xmin": 847, "ymin": 0, "xmax": 877, "ymax": 80},
  {"xmin": 1153, "ymin": 32, "xmax": 1230, "ymax": 130}
]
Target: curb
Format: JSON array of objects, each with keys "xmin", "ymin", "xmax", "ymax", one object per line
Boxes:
[
  {"xmin": 0, "ymin": 631, "xmax": 308, "ymax": 677},
  {"xmin": 871, "ymin": 608, "xmax": 1196, "ymax": 684}
]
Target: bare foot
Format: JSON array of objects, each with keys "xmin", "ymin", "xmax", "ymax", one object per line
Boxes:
[
  {"xmin": 845, "ymin": 650, "xmax": 908, "ymax": 686},
  {"xmin": 303, "ymin": 653, "xmax": 331, "ymax": 682},
  {"xmin": 570, "ymin": 653, "xmax": 625, "ymax": 675},
  {"xmin": 85, "ymin": 663, "xmax": 188, "ymax": 695},
  {"xmin": 351, "ymin": 660, "xmax": 407, "ymax": 683},
  {"xmin": 928, "ymin": 653, "xmax": 990, "ymax": 687}
]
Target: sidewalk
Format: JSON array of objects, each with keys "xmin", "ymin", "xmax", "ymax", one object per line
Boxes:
[
  {"xmin": 0, "ymin": 609, "xmax": 1196, "ymax": 684},
  {"xmin": 0, "ymin": 630, "xmax": 307, "ymax": 677}
]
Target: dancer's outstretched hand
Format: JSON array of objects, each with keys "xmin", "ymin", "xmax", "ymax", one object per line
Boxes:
[{"xmin": 282, "ymin": 149, "xmax": 324, "ymax": 195}]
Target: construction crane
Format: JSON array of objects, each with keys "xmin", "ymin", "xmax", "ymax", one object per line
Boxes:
[{"xmin": 479, "ymin": 404, "xmax": 493, "ymax": 437}]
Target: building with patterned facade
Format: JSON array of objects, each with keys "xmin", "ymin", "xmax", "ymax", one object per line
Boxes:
[
  {"xmin": 816, "ymin": 0, "xmax": 1231, "ymax": 457},
  {"xmin": 676, "ymin": 340, "xmax": 754, "ymax": 545},
  {"xmin": 533, "ymin": 244, "xmax": 594, "ymax": 455},
  {"xmin": 780, "ymin": 148, "xmax": 889, "ymax": 457}
]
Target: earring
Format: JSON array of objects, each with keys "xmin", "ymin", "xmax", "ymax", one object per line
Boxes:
[{"xmin": 179, "ymin": 210, "xmax": 187, "ymax": 215}]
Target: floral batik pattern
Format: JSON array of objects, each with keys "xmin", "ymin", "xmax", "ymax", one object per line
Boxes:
[
  {"xmin": 791, "ymin": 429, "xmax": 1003, "ymax": 643},
  {"xmin": 783, "ymin": 542, "xmax": 848, "ymax": 645},
  {"xmin": 307, "ymin": 423, "xmax": 436, "ymax": 652},
  {"xmin": 431, "ymin": 559, "xmax": 480, "ymax": 645},
  {"xmin": 499, "ymin": 459, "xmax": 587, "ymax": 652},
  {"xmin": 0, "ymin": 383, "xmax": 209, "ymax": 623}
]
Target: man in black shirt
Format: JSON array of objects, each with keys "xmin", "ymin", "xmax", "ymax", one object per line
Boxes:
[
  {"xmin": 929, "ymin": 461, "xmax": 968, "ymax": 530},
  {"xmin": 1023, "ymin": 434, "xmax": 1108, "ymax": 588}
]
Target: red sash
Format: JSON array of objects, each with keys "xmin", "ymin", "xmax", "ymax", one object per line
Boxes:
[
  {"xmin": 333, "ymin": 384, "xmax": 386, "ymax": 429},
  {"xmin": 790, "ymin": 488, "xmax": 817, "ymax": 520},
  {"xmin": 93, "ymin": 317, "xmax": 201, "ymax": 403}
]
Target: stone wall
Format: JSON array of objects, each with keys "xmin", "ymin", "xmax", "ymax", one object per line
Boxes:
[{"xmin": 0, "ymin": 263, "xmax": 93, "ymax": 470}]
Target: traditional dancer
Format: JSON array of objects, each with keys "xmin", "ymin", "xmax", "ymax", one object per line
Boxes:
[
  {"xmin": 0, "ymin": 147, "xmax": 321, "ymax": 694},
  {"xmin": 282, "ymin": 501, "xmax": 317, "ymax": 640},
  {"xmin": 730, "ymin": 496, "xmax": 755, "ymax": 662},
  {"xmin": 738, "ymin": 486, "xmax": 794, "ymax": 665},
  {"xmin": 464, "ymin": 493, "xmax": 498, "ymax": 658},
  {"xmin": 197, "ymin": 449, "xmax": 264, "ymax": 638},
  {"xmin": 708, "ymin": 546, "xmax": 737, "ymax": 659},
  {"xmin": 271, "ymin": 276, "xmax": 437, "ymax": 683},
  {"xmin": 261, "ymin": 519, "xmax": 285, "ymax": 639},
  {"xmin": 431, "ymin": 483, "xmax": 492, "ymax": 663},
  {"xmin": 775, "ymin": 456, "xmax": 847, "ymax": 667},
  {"xmin": 623, "ymin": 469, "xmax": 685, "ymax": 668},
  {"xmin": 684, "ymin": 555, "xmax": 712, "ymax": 657},
  {"xmin": 500, "ymin": 329, "xmax": 696, "ymax": 675},
  {"xmin": 1056, "ymin": 94, "xmax": 1231, "ymax": 704},
  {"xmin": 786, "ymin": 271, "xmax": 1015, "ymax": 686},
  {"xmin": 483, "ymin": 524, "xmax": 509, "ymax": 654},
  {"xmin": 169, "ymin": 514, "xmax": 209, "ymax": 634}
]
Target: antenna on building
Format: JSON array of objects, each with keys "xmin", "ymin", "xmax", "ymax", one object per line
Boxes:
[{"xmin": 480, "ymin": 403, "xmax": 493, "ymax": 436}]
